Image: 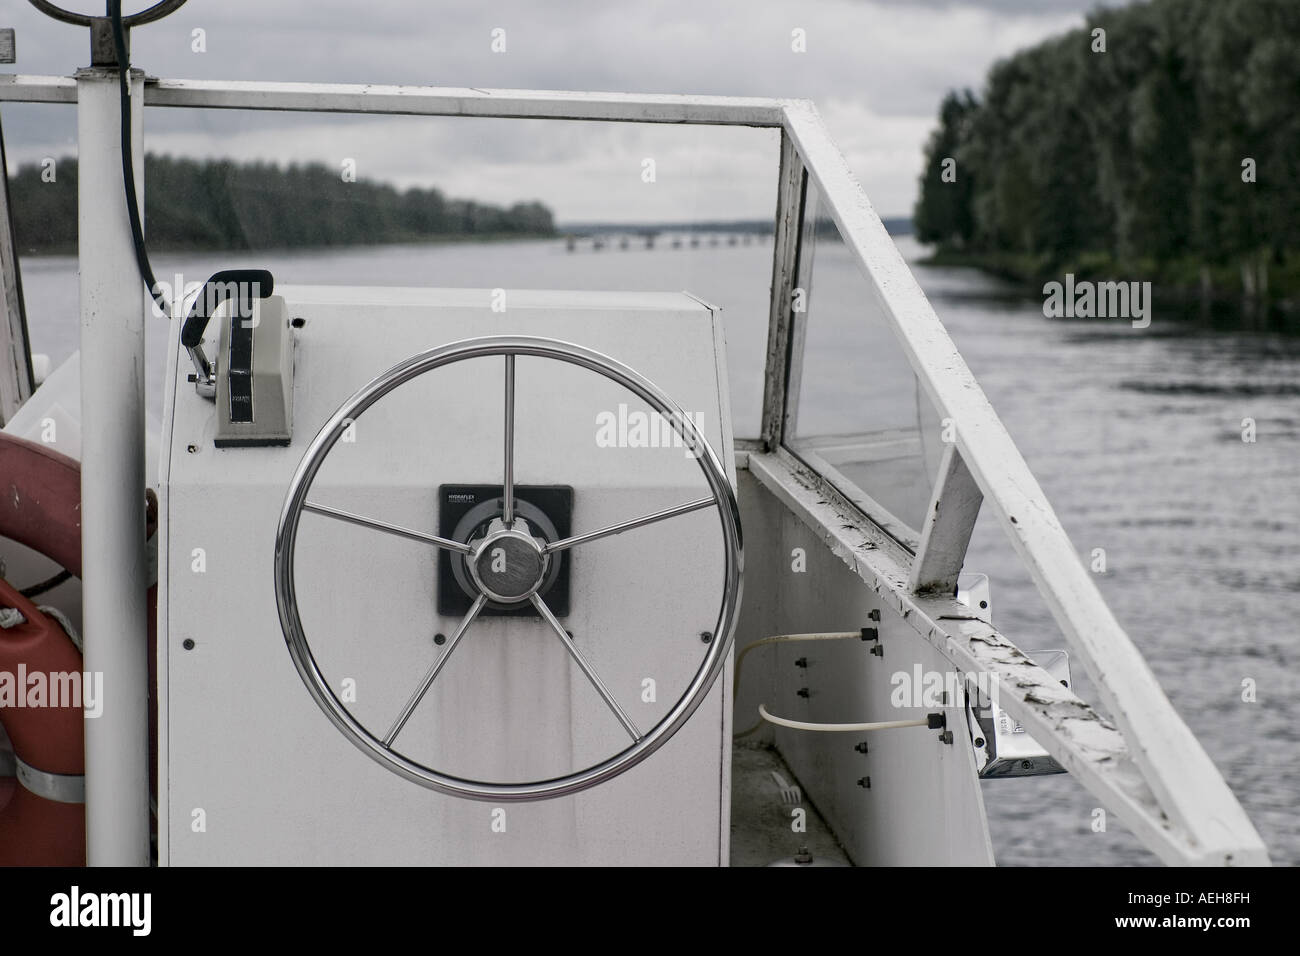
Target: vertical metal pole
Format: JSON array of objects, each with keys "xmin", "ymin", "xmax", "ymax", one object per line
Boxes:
[
  {"xmin": 759, "ymin": 131, "xmax": 806, "ymax": 453},
  {"xmin": 76, "ymin": 66, "xmax": 151, "ymax": 866}
]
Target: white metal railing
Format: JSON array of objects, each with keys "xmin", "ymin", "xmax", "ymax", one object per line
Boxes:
[
  {"xmin": 779, "ymin": 100, "xmax": 1266, "ymax": 865},
  {"xmin": 0, "ymin": 74, "xmax": 1268, "ymax": 865}
]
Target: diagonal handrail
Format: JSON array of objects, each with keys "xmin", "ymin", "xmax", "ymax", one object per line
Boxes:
[{"xmin": 779, "ymin": 99, "xmax": 1267, "ymax": 865}]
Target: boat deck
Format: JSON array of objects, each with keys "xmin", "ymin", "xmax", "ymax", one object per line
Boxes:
[{"xmin": 730, "ymin": 743, "xmax": 850, "ymax": 867}]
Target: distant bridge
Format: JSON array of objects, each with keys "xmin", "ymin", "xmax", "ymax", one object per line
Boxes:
[{"xmin": 561, "ymin": 227, "xmax": 773, "ymax": 253}]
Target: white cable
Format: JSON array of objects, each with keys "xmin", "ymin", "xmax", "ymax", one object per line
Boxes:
[
  {"xmin": 732, "ymin": 631, "xmax": 861, "ymax": 739},
  {"xmin": 757, "ymin": 704, "xmax": 929, "ymax": 733}
]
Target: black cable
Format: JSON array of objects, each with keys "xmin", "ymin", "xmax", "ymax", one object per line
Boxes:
[
  {"xmin": 108, "ymin": 0, "xmax": 170, "ymax": 318},
  {"xmin": 20, "ymin": 569, "xmax": 73, "ymax": 599}
]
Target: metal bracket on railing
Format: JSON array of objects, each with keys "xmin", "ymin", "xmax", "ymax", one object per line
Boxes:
[{"xmin": 26, "ymin": 1, "xmax": 187, "ymax": 67}]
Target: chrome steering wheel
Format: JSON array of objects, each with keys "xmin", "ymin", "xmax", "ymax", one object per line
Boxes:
[{"xmin": 274, "ymin": 335, "xmax": 743, "ymax": 801}]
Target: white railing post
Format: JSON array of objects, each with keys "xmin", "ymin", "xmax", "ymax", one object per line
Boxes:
[{"xmin": 76, "ymin": 65, "xmax": 151, "ymax": 866}]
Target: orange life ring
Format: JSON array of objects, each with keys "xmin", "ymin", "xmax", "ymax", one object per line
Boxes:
[{"xmin": 0, "ymin": 433, "xmax": 86, "ymax": 866}]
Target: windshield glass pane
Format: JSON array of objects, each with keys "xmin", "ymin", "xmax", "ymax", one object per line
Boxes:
[{"xmin": 784, "ymin": 180, "xmax": 943, "ymax": 547}]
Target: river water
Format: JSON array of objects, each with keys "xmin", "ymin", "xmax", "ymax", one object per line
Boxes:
[{"xmin": 16, "ymin": 235, "xmax": 1299, "ymax": 866}]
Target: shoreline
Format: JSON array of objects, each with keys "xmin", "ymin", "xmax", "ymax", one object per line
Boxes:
[
  {"xmin": 13, "ymin": 232, "xmax": 560, "ymax": 260},
  {"xmin": 921, "ymin": 247, "xmax": 1300, "ymax": 322}
]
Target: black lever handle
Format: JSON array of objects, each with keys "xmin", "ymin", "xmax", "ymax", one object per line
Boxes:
[
  {"xmin": 181, "ymin": 269, "xmax": 275, "ymax": 348},
  {"xmin": 181, "ymin": 270, "xmax": 274, "ymax": 388}
]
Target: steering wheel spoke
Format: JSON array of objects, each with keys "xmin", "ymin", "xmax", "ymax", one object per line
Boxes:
[
  {"xmin": 304, "ymin": 500, "xmax": 473, "ymax": 555},
  {"xmin": 531, "ymin": 594, "xmax": 642, "ymax": 743},
  {"xmin": 543, "ymin": 496, "xmax": 716, "ymax": 554},
  {"xmin": 503, "ymin": 354, "xmax": 516, "ymax": 528},
  {"xmin": 383, "ymin": 594, "xmax": 487, "ymax": 747}
]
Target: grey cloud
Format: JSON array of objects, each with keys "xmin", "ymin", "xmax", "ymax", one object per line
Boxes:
[
  {"xmin": 866, "ymin": 0, "xmax": 1094, "ymax": 11},
  {"xmin": 2, "ymin": 0, "xmax": 1084, "ymax": 218}
]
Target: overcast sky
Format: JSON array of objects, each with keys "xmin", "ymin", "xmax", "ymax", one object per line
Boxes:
[{"xmin": 2, "ymin": 0, "xmax": 1094, "ymax": 221}]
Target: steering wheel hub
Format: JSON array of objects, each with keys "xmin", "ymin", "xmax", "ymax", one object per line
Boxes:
[{"xmin": 467, "ymin": 519, "xmax": 549, "ymax": 605}]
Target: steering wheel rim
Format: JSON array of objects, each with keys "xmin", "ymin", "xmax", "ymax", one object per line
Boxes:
[
  {"xmin": 274, "ymin": 334, "xmax": 743, "ymax": 802},
  {"xmin": 26, "ymin": 0, "xmax": 188, "ymax": 28}
]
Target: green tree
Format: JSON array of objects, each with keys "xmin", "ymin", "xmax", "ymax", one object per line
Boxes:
[
  {"xmin": 6, "ymin": 155, "xmax": 555, "ymax": 253},
  {"xmin": 914, "ymin": 89, "xmax": 978, "ymax": 248}
]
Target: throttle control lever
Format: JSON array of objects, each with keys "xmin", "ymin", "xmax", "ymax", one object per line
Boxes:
[{"xmin": 181, "ymin": 269, "xmax": 274, "ymax": 399}]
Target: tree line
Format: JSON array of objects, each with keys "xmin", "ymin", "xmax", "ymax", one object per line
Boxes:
[
  {"xmin": 914, "ymin": 0, "xmax": 1300, "ymax": 305},
  {"xmin": 7, "ymin": 154, "xmax": 555, "ymax": 254}
]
